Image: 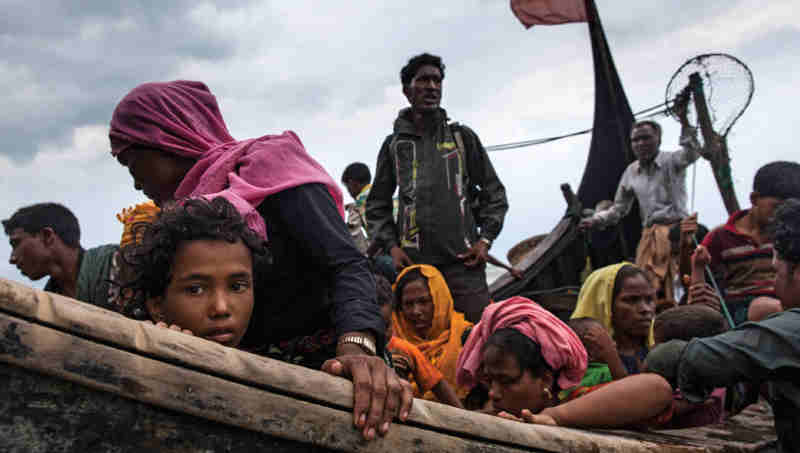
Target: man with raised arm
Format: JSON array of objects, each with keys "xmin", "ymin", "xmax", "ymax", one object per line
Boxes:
[
  {"xmin": 367, "ymin": 53, "xmax": 508, "ymax": 322},
  {"xmin": 580, "ymin": 105, "xmax": 703, "ymax": 302}
]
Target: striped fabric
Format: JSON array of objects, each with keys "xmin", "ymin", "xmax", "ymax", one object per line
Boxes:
[{"xmin": 702, "ymin": 210, "xmax": 776, "ymax": 303}]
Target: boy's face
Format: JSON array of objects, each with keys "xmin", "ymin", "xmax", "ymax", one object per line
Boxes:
[
  {"xmin": 147, "ymin": 239, "xmax": 254, "ymax": 347},
  {"xmin": 750, "ymin": 193, "xmax": 784, "ymax": 230}
]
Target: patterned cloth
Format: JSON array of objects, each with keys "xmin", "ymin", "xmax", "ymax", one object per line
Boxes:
[
  {"xmin": 387, "ymin": 336, "xmax": 444, "ymax": 396},
  {"xmin": 392, "ymin": 264, "xmax": 473, "ymax": 400},
  {"xmin": 636, "ymin": 223, "xmax": 676, "ymax": 304},
  {"xmin": 117, "ymin": 201, "xmax": 161, "ymax": 248},
  {"xmin": 702, "ymin": 209, "xmax": 776, "ymax": 325},
  {"xmin": 559, "ymin": 362, "xmax": 612, "ymax": 401},
  {"xmin": 345, "ymin": 184, "xmax": 371, "ymax": 255}
]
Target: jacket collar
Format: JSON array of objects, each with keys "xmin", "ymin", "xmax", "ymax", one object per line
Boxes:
[{"xmin": 393, "ymin": 107, "xmax": 449, "ymax": 136}]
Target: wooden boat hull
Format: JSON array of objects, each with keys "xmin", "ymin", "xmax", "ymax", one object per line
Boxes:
[{"xmin": 0, "ymin": 278, "xmax": 776, "ymax": 452}]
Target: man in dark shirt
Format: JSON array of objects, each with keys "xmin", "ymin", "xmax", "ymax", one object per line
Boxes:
[
  {"xmin": 367, "ymin": 53, "xmax": 508, "ymax": 322},
  {"xmin": 648, "ymin": 198, "xmax": 800, "ymax": 453},
  {"xmin": 3, "ymin": 202, "xmax": 118, "ymax": 309}
]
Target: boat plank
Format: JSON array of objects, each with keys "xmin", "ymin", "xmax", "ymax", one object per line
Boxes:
[
  {"xmin": 0, "ymin": 311, "xmax": 545, "ymax": 453},
  {"xmin": 0, "ymin": 278, "xmax": 774, "ymax": 452}
]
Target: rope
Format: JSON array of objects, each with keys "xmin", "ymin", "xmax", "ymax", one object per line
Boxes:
[
  {"xmin": 486, "ymin": 101, "xmax": 673, "ymax": 152},
  {"xmin": 691, "ymin": 235, "xmax": 736, "ymax": 329},
  {"xmin": 691, "ymin": 158, "xmax": 697, "ymax": 213}
]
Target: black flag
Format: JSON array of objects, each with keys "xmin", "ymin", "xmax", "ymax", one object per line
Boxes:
[{"xmin": 576, "ymin": 0, "xmax": 641, "ymax": 264}]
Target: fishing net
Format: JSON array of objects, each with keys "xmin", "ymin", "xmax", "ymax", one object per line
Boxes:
[{"xmin": 665, "ymin": 53, "xmax": 754, "ymax": 145}]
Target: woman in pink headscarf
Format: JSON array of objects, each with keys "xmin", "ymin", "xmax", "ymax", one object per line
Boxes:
[
  {"xmin": 457, "ymin": 297, "xmax": 673, "ymax": 428},
  {"xmin": 109, "ymin": 80, "xmax": 411, "ymax": 441}
]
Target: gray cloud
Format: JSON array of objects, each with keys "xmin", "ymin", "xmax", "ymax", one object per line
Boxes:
[
  {"xmin": 0, "ymin": 0, "xmax": 262, "ymax": 162},
  {"xmin": 2, "ymin": 0, "xmax": 799, "ymax": 287}
]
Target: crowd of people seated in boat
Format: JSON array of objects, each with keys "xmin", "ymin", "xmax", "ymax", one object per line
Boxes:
[{"xmin": 3, "ymin": 54, "xmax": 800, "ymax": 452}]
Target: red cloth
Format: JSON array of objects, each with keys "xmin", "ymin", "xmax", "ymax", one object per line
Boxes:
[
  {"xmin": 701, "ymin": 210, "xmax": 776, "ymax": 302},
  {"xmin": 109, "ymin": 80, "xmax": 344, "ymax": 239},
  {"xmin": 456, "ymin": 296, "xmax": 587, "ymax": 390},
  {"xmin": 510, "ymin": 0, "xmax": 588, "ymax": 28}
]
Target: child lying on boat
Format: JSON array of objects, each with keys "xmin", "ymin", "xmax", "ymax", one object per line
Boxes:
[
  {"xmin": 648, "ymin": 304, "xmax": 728, "ymax": 428},
  {"xmin": 457, "ymin": 297, "xmax": 673, "ymax": 428}
]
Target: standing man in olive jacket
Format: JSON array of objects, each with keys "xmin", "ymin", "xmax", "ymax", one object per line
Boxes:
[{"xmin": 366, "ymin": 53, "xmax": 509, "ymax": 322}]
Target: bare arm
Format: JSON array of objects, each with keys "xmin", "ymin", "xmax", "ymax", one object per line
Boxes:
[
  {"xmin": 431, "ymin": 379, "xmax": 464, "ymax": 409},
  {"xmin": 539, "ymin": 374, "xmax": 672, "ymax": 428},
  {"xmin": 605, "ymin": 352, "xmax": 629, "ymax": 381},
  {"xmin": 673, "ymin": 91, "xmax": 703, "ymax": 165},
  {"xmin": 582, "ymin": 325, "xmax": 628, "ymax": 381}
]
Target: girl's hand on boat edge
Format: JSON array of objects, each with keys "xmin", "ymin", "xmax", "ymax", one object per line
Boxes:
[
  {"xmin": 144, "ymin": 320, "xmax": 194, "ymax": 336},
  {"xmin": 498, "ymin": 409, "xmax": 558, "ymax": 426}
]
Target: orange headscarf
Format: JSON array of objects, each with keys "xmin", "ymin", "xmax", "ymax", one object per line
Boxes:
[
  {"xmin": 392, "ymin": 264, "xmax": 473, "ymax": 400},
  {"xmin": 117, "ymin": 200, "xmax": 161, "ymax": 248}
]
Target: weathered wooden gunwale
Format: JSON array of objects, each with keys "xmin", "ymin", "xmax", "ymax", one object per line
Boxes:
[{"xmin": 0, "ymin": 278, "xmax": 775, "ymax": 452}]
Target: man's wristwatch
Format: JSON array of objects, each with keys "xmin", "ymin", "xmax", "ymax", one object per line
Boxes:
[
  {"xmin": 479, "ymin": 237, "xmax": 492, "ymax": 249},
  {"xmin": 338, "ymin": 334, "xmax": 377, "ymax": 355}
]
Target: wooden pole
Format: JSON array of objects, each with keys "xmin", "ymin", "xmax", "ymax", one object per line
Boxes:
[{"xmin": 689, "ymin": 73, "xmax": 740, "ymax": 214}]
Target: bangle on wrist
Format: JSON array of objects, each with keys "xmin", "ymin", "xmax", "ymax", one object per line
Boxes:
[{"xmin": 479, "ymin": 237, "xmax": 492, "ymax": 248}]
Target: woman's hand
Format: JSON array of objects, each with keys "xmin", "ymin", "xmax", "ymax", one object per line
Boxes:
[
  {"xmin": 145, "ymin": 320, "xmax": 194, "ymax": 336},
  {"xmin": 498, "ymin": 409, "xmax": 558, "ymax": 426},
  {"xmin": 581, "ymin": 324, "xmax": 618, "ymax": 364}
]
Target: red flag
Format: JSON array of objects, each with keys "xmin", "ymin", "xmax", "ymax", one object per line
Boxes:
[{"xmin": 510, "ymin": 0, "xmax": 588, "ymax": 28}]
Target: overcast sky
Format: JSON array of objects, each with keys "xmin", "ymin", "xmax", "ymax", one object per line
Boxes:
[{"xmin": 2, "ymin": 0, "xmax": 798, "ymax": 287}]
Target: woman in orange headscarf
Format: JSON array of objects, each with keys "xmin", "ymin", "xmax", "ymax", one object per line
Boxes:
[{"xmin": 392, "ymin": 264, "xmax": 474, "ymax": 400}]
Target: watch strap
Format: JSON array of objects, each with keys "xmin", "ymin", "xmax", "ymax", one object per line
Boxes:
[{"xmin": 338, "ymin": 334, "xmax": 377, "ymax": 355}]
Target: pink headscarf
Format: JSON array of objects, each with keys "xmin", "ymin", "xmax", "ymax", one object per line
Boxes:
[
  {"xmin": 456, "ymin": 296, "xmax": 587, "ymax": 391},
  {"xmin": 109, "ymin": 80, "xmax": 344, "ymax": 239}
]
